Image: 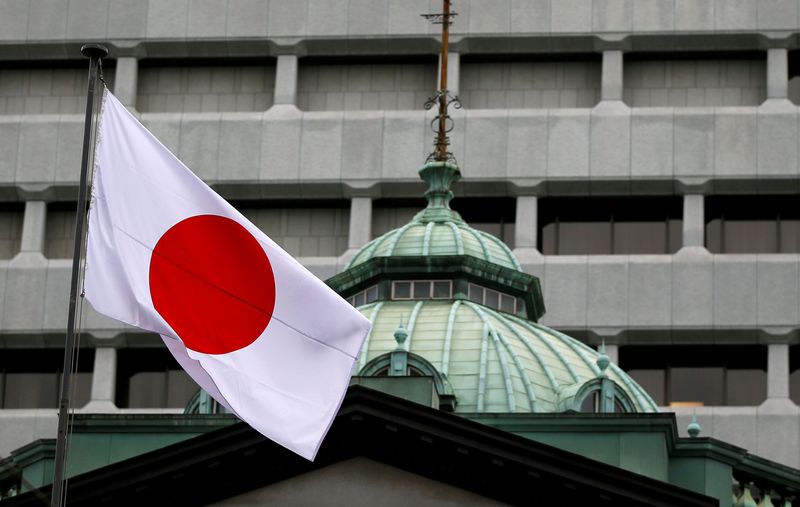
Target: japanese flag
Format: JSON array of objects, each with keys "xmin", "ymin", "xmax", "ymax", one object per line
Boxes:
[{"xmin": 84, "ymin": 90, "xmax": 371, "ymax": 460}]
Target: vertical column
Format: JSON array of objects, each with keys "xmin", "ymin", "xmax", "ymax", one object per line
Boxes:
[
  {"xmin": 274, "ymin": 54, "xmax": 299, "ymax": 106},
  {"xmin": 767, "ymin": 48, "xmax": 789, "ymax": 100},
  {"xmin": 439, "ymin": 51, "xmax": 460, "ymax": 96},
  {"xmin": 19, "ymin": 200, "xmax": 46, "ymax": 254},
  {"xmin": 348, "ymin": 197, "xmax": 373, "ymax": 250},
  {"xmin": 682, "ymin": 194, "xmax": 705, "ymax": 248},
  {"xmin": 113, "ymin": 57, "xmax": 139, "ymax": 108},
  {"xmin": 87, "ymin": 347, "xmax": 118, "ymax": 410},
  {"xmin": 767, "ymin": 343, "xmax": 790, "ymax": 399},
  {"xmin": 514, "ymin": 195, "xmax": 538, "ymax": 251},
  {"xmin": 601, "ymin": 50, "xmax": 624, "ymax": 101}
]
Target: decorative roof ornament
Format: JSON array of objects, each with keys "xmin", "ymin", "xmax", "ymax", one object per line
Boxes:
[
  {"xmin": 394, "ymin": 316, "xmax": 408, "ymax": 350},
  {"xmin": 415, "ymin": 1, "xmax": 464, "ymax": 223},
  {"xmin": 390, "ymin": 317, "xmax": 410, "ymax": 376},
  {"xmin": 422, "ymin": 0, "xmax": 462, "ymax": 165},
  {"xmin": 595, "ymin": 340, "xmax": 610, "ymax": 376},
  {"xmin": 687, "ymin": 413, "xmax": 701, "ymax": 438}
]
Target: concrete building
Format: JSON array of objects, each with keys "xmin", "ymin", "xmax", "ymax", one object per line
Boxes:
[{"xmin": 0, "ymin": 0, "xmax": 799, "ymax": 498}]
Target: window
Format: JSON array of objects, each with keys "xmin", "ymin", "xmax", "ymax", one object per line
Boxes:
[
  {"xmin": 0, "ymin": 203, "xmax": 23, "ymax": 259},
  {"xmin": 706, "ymin": 195, "xmax": 800, "ymax": 254},
  {"xmin": 0, "ymin": 349, "xmax": 93, "ymax": 409},
  {"xmin": 137, "ymin": 59, "xmax": 275, "ymax": 113},
  {"xmin": 0, "ymin": 62, "xmax": 116, "ymax": 115},
  {"xmin": 460, "ymin": 55, "xmax": 601, "ymax": 109},
  {"xmin": 116, "ymin": 348, "xmax": 196, "ymax": 408},
  {"xmin": 539, "ymin": 197, "xmax": 682, "ymax": 255},
  {"xmin": 392, "ymin": 280, "xmax": 452, "ymax": 300},
  {"xmin": 791, "ymin": 346, "xmax": 800, "ymax": 405},
  {"xmin": 372, "ymin": 198, "xmax": 516, "ymax": 248},
  {"xmin": 467, "ymin": 283, "xmax": 519, "ymax": 314},
  {"xmin": 236, "ymin": 199, "xmax": 350, "ymax": 257},
  {"xmin": 451, "ymin": 198, "xmax": 516, "ymax": 249},
  {"xmin": 578, "ymin": 391, "xmax": 626, "ymax": 413},
  {"xmin": 620, "ymin": 345, "xmax": 767, "ymax": 407},
  {"xmin": 346, "ymin": 285, "xmax": 379, "ymax": 307},
  {"xmin": 623, "ymin": 53, "xmax": 766, "ymax": 107},
  {"xmin": 45, "ymin": 202, "xmax": 78, "ymax": 259},
  {"xmin": 297, "ymin": 56, "xmax": 437, "ymax": 112}
]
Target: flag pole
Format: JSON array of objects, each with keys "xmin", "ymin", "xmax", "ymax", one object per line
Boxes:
[{"xmin": 51, "ymin": 42, "xmax": 108, "ymax": 507}]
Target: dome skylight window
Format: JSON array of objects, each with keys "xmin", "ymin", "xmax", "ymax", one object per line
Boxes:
[{"xmin": 392, "ymin": 280, "xmax": 452, "ymax": 300}]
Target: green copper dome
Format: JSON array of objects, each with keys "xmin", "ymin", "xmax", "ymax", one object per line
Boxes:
[
  {"xmin": 354, "ymin": 300, "xmax": 659, "ymax": 414},
  {"xmin": 346, "ymin": 162, "xmax": 521, "ymax": 272},
  {"xmin": 328, "ymin": 159, "xmax": 659, "ymax": 415}
]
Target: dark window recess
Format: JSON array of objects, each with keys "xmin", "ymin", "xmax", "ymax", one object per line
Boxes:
[
  {"xmin": 372, "ymin": 198, "xmax": 516, "ymax": 248},
  {"xmin": 451, "ymin": 198, "xmax": 516, "ymax": 249},
  {"xmin": 116, "ymin": 348, "xmax": 197, "ymax": 408},
  {"xmin": 578, "ymin": 391, "xmax": 626, "ymax": 413},
  {"xmin": 619, "ymin": 345, "xmax": 767, "ymax": 407},
  {"xmin": 706, "ymin": 195, "xmax": 800, "ymax": 254},
  {"xmin": 791, "ymin": 346, "xmax": 800, "ymax": 405},
  {"xmin": 538, "ymin": 197, "xmax": 682, "ymax": 255},
  {"xmin": 0, "ymin": 349, "xmax": 93, "ymax": 409},
  {"xmin": 346, "ymin": 285, "xmax": 379, "ymax": 307}
]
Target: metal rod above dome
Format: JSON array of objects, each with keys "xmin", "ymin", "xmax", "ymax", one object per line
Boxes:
[{"xmin": 422, "ymin": 0, "xmax": 462, "ymax": 165}]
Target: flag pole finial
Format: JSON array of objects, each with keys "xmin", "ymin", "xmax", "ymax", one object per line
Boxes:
[{"xmin": 80, "ymin": 43, "xmax": 108, "ymax": 59}]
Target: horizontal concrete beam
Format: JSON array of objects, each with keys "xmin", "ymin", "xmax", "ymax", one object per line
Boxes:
[
  {"xmin": 2, "ymin": 105, "xmax": 800, "ymax": 196},
  {"xmin": 0, "ymin": 253, "xmax": 798, "ymax": 339},
  {"xmin": 2, "ymin": 0, "xmax": 800, "ymax": 49},
  {"xmin": 673, "ymin": 404, "xmax": 800, "ymax": 469},
  {"xmin": 525, "ymin": 250, "xmax": 800, "ymax": 336}
]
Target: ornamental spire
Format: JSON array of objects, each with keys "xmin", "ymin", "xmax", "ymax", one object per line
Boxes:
[
  {"xmin": 416, "ymin": 0, "xmax": 463, "ymax": 223},
  {"xmin": 422, "ymin": 0, "xmax": 461, "ymax": 164}
]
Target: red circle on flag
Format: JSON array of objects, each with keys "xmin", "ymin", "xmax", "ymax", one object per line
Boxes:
[{"xmin": 149, "ymin": 215, "xmax": 276, "ymax": 355}]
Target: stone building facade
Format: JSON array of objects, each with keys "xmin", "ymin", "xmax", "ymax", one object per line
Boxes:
[{"xmin": 0, "ymin": 0, "xmax": 799, "ymax": 472}]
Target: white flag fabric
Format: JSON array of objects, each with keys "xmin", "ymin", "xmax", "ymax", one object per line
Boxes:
[{"xmin": 84, "ymin": 90, "xmax": 371, "ymax": 460}]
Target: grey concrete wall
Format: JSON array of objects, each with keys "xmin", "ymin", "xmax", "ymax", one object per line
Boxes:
[
  {"xmin": 460, "ymin": 61, "xmax": 600, "ymax": 109},
  {"xmin": 674, "ymin": 404, "xmax": 800, "ymax": 469},
  {"xmin": 2, "ymin": 105, "xmax": 800, "ymax": 190},
  {"xmin": 0, "ymin": 254, "xmax": 795, "ymax": 338},
  {"xmin": 0, "ymin": 67, "xmax": 115, "ymax": 115},
  {"xmin": 239, "ymin": 206, "xmax": 349, "ymax": 257},
  {"xmin": 36, "ymin": 205, "xmax": 349, "ymax": 259},
  {"xmin": 297, "ymin": 62, "xmax": 436, "ymax": 111},
  {"xmin": 137, "ymin": 64, "xmax": 275, "ymax": 113},
  {"xmin": 4, "ymin": 0, "xmax": 800, "ymax": 44},
  {"xmin": 1, "ymin": 0, "xmax": 799, "ymax": 478},
  {"xmin": 525, "ymin": 253, "xmax": 800, "ymax": 336},
  {"xmin": 623, "ymin": 59, "xmax": 766, "ymax": 107}
]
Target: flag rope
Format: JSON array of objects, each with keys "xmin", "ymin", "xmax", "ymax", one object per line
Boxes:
[{"xmin": 61, "ymin": 77, "xmax": 103, "ymax": 507}]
